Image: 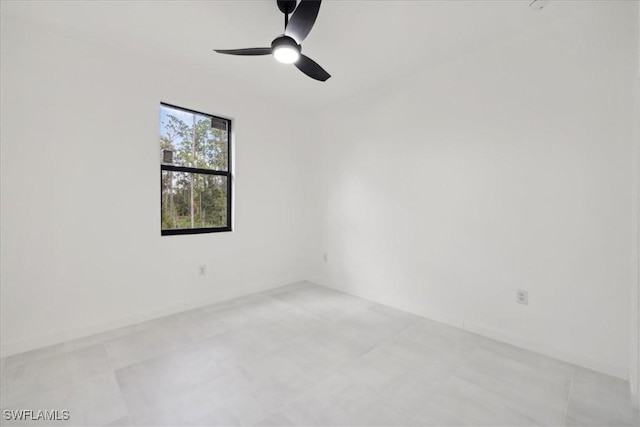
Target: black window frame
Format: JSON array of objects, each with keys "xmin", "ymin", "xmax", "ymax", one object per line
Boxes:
[{"xmin": 160, "ymin": 102, "xmax": 232, "ymax": 236}]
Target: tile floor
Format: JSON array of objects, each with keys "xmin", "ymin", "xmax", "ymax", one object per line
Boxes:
[{"xmin": 1, "ymin": 282, "xmax": 638, "ymax": 426}]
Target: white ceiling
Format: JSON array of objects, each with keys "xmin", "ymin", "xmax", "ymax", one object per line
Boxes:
[{"xmin": 2, "ymin": 0, "xmax": 583, "ymax": 110}]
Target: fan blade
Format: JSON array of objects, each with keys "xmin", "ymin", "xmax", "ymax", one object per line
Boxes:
[
  {"xmin": 284, "ymin": 0, "xmax": 321, "ymax": 44},
  {"xmin": 295, "ymin": 54, "xmax": 331, "ymax": 81},
  {"xmin": 214, "ymin": 48, "xmax": 271, "ymax": 56}
]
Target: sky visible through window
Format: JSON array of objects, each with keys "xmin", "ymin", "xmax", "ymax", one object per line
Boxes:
[{"xmin": 160, "ymin": 107, "xmax": 197, "ymax": 139}]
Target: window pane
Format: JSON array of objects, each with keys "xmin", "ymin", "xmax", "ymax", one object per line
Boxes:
[
  {"xmin": 160, "ymin": 105, "xmax": 228, "ymax": 171},
  {"xmin": 162, "ymin": 171, "xmax": 228, "ymax": 230}
]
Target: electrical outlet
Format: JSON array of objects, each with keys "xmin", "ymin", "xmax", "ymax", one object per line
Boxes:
[
  {"xmin": 198, "ymin": 265, "xmax": 207, "ymax": 276},
  {"xmin": 516, "ymin": 290, "xmax": 528, "ymax": 305},
  {"xmin": 323, "ymin": 253, "xmax": 328, "ymax": 263}
]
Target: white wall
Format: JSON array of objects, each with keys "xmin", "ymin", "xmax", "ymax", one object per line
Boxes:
[
  {"xmin": 0, "ymin": 18, "xmax": 309, "ymax": 357},
  {"xmin": 2, "ymin": 1, "xmax": 638, "ymax": 387},
  {"xmin": 307, "ymin": 2, "xmax": 638, "ymax": 380},
  {"xmin": 632, "ymin": 0, "xmax": 640, "ymax": 407}
]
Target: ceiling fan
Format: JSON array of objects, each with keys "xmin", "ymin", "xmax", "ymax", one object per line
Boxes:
[{"xmin": 214, "ymin": 0, "xmax": 331, "ymax": 82}]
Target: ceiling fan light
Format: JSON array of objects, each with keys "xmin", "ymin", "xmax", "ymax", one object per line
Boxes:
[
  {"xmin": 273, "ymin": 46, "xmax": 300, "ymax": 64},
  {"xmin": 271, "ymin": 36, "xmax": 301, "ymax": 64}
]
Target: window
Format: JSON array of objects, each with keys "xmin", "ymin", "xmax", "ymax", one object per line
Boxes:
[{"xmin": 160, "ymin": 103, "xmax": 232, "ymax": 235}]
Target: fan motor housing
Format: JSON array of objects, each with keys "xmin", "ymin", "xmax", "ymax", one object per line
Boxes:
[{"xmin": 271, "ymin": 35, "xmax": 300, "ymax": 53}]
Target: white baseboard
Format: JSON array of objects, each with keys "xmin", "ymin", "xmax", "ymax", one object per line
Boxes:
[
  {"xmin": 0, "ymin": 279, "xmax": 304, "ymax": 359},
  {"xmin": 314, "ymin": 280, "xmax": 628, "ymax": 381},
  {"xmin": 463, "ymin": 320, "xmax": 626, "ymax": 380},
  {"xmin": 2, "ymin": 277, "xmax": 630, "ymax": 384}
]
